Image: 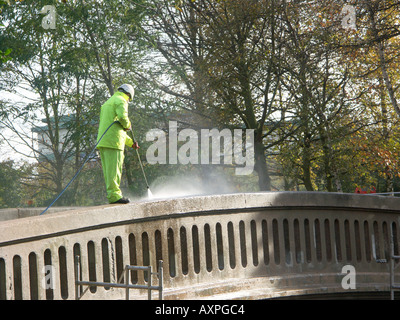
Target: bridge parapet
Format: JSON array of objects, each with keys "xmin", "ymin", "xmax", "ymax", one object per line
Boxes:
[{"xmin": 0, "ymin": 192, "xmax": 399, "ymax": 300}]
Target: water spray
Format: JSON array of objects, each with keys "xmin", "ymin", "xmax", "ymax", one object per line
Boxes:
[{"xmin": 129, "ymin": 128, "xmax": 153, "ymax": 199}]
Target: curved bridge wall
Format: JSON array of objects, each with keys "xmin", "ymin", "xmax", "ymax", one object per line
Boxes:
[{"xmin": 0, "ymin": 192, "xmax": 399, "ymax": 300}]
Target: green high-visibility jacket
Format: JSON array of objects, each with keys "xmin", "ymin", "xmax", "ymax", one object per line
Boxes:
[{"xmin": 96, "ymin": 91, "xmax": 134, "ymax": 151}]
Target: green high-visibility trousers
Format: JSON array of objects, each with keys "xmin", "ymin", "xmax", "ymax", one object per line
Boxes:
[{"xmin": 99, "ymin": 147, "xmax": 124, "ymax": 203}]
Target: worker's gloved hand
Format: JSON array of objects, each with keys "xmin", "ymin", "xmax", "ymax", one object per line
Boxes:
[
  {"xmin": 132, "ymin": 142, "xmax": 140, "ymax": 150},
  {"xmin": 124, "ymin": 125, "xmax": 132, "ymax": 132}
]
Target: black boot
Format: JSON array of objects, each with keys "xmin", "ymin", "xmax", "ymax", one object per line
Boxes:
[{"xmin": 111, "ymin": 197, "xmax": 130, "ymax": 204}]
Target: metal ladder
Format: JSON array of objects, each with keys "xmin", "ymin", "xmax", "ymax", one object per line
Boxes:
[
  {"xmin": 390, "ymin": 239, "xmax": 400, "ymax": 300},
  {"xmin": 74, "ymin": 255, "xmax": 163, "ymax": 300}
]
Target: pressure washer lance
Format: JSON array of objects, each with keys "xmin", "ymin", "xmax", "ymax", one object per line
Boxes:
[{"xmin": 129, "ymin": 127, "xmax": 153, "ymax": 199}]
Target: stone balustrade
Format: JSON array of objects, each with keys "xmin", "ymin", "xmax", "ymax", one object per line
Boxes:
[{"xmin": 1, "ymin": 192, "xmax": 399, "ymax": 300}]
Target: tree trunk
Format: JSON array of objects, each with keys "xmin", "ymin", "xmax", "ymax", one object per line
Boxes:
[
  {"xmin": 254, "ymin": 135, "xmax": 271, "ymax": 191},
  {"xmin": 367, "ymin": 4, "xmax": 400, "ymax": 117},
  {"xmin": 302, "ymin": 149, "xmax": 314, "ymax": 191}
]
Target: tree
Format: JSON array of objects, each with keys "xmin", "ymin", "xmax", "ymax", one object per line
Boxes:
[
  {"xmin": 138, "ymin": 0, "xmax": 292, "ymax": 191},
  {"xmin": 363, "ymin": 0, "xmax": 400, "ymax": 117},
  {"xmin": 273, "ymin": 1, "xmax": 350, "ymax": 191},
  {"xmin": 0, "ymin": 160, "xmax": 33, "ymax": 208},
  {"xmin": 337, "ymin": 0, "xmax": 400, "ymax": 192},
  {"xmin": 0, "ymin": 0, "xmax": 151, "ymax": 205}
]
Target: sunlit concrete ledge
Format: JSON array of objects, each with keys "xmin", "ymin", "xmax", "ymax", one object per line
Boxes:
[
  {"xmin": 0, "ymin": 207, "xmax": 81, "ymax": 222},
  {"xmin": 1, "ymin": 192, "xmax": 399, "ymax": 244}
]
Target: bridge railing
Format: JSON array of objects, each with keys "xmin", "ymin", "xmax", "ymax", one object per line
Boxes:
[{"xmin": 1, "ymin": 192, "xmax": 399, "ymax": 300}]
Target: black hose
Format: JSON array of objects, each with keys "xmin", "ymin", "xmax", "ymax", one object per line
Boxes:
[{"xmin": 40, "ymin": 121, "xmax": 119, "ymax": 216}]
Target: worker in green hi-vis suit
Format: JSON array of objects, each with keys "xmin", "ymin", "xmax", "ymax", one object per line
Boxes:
[{"xmin": 96, "ymin": 84, "xmax": 139, "ymax": 204}]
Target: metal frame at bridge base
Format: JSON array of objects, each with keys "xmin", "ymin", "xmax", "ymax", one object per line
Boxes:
[
  {"xmin": 390, "ymin": 239, "xmax": 400, "ymax": 300},
  {"xmin": 74, "ymin": 256, "xmax": 163, "ymax": 300}
]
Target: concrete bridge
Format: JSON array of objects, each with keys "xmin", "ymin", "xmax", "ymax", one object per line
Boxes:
[{"xmin": 0, "ymin": 192, "xmax": 399, "ymax": 300}]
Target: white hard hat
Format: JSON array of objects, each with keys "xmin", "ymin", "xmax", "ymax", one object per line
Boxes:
[{"xmin": 118, "ymin": 84, "xmax": 135, "ymax": 101}]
